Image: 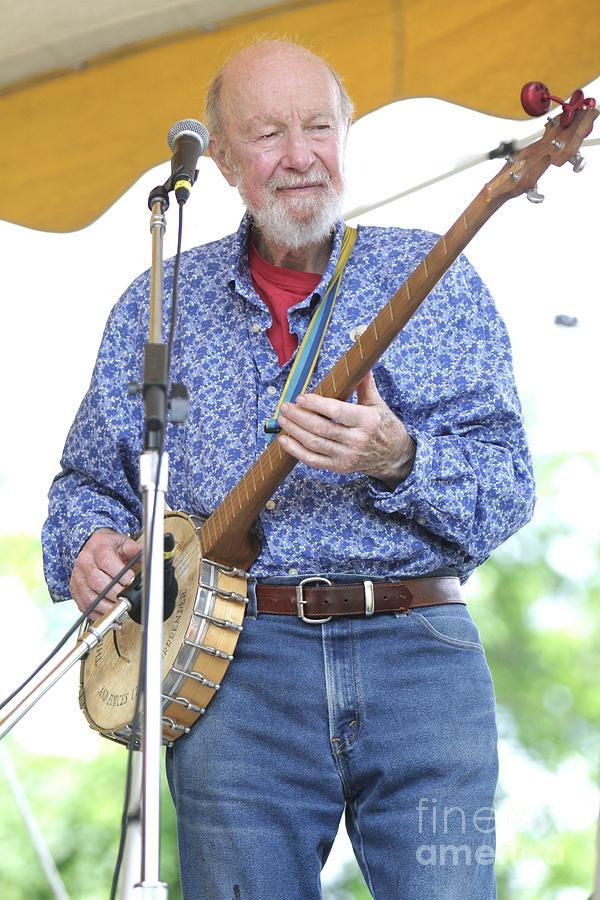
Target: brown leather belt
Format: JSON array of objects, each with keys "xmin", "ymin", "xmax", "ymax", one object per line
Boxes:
[{"xmin": 255, "ymin": 576, "xmax": 464, "ymax": 622}]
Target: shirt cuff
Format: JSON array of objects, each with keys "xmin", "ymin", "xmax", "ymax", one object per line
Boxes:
[
  {"xmin": 366, "ymin": 427, "xmax": 433, "ymax": 520},
  {"xmin": 62, "ymin": 513, "xmax": 129, "ymax": 576}
]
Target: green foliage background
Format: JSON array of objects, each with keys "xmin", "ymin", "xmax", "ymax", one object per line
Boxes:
[{"xmin": 0, "ymin": 453, "xmax": 598, "ymax": 898}]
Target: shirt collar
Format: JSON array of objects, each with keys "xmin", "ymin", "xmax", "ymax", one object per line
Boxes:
[{"xmin": 228, "ymin": 212, "xmax": 346, "ymax": 307}]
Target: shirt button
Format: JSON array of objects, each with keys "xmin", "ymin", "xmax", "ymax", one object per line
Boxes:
[
  {"xmin": 288, "ymin": 567, "xmax": 299, "ymax": 576},
  {"xmin": 265, "ymin": 499, "xmax": 276, "ymax": 511},
  {"xmin": 251, "ymin": 323, "xmax": 261, "ymax": 333},
  {"xmin": 266, "ymin": 385, "xmax": 277, "ymax": 396}
]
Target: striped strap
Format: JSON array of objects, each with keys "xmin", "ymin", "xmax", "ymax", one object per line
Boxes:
[{"xmin": 263, "ymin": 225, "xmax": 357, "ymax": 442}]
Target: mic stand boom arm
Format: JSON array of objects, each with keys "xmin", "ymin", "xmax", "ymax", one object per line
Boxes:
[{"xmin": 0, "ymin": 599, "xmax": 133, "ymax": 740}]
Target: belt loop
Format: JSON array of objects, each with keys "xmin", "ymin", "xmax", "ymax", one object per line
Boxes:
[
  {"xmin": 364, "ymin": 580, "xmax": 375, "ymax": 616},
  {"xmin": 245, "ymin": 578, "xmax": 258, "ymax": 619}
]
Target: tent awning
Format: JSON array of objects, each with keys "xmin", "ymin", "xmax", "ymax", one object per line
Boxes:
[{"xmin": 1, "ymin": 0, "xmax": 599, "ymax": 232}]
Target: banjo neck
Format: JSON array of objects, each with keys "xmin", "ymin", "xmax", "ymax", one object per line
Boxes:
[{"xmin": 198, "ymin": 103, "xmax": 597, "ymax": 570}]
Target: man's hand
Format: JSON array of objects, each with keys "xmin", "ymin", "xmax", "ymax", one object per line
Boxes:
[
  {"xmin": 277, "ymin": 371, "xmax": 416, "ymax": 490},
  {"xmin": 69, "ymin": 528, "xmax": 140, "ymax": 621}
]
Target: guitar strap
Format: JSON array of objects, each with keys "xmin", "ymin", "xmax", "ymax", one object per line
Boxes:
[{"xmin": 263, "ymin": 224, "xmax": 357, "ymax": 442}]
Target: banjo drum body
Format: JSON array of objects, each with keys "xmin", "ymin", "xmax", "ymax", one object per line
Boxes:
[{"xmin": 79, "ymin": 511, "xmax": 248, "ymax": 746}]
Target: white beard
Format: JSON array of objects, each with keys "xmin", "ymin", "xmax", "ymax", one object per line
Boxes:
[{"xmin": 237, "ymin": 169, "xmax": 344, "ymax": 251}]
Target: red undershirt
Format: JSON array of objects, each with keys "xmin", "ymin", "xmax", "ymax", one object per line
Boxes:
[{"xmin": 248, "ymin": 238, "xmax": 321, "ymax": 366}]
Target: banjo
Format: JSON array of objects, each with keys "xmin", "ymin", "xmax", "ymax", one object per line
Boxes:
[{"xmin": 80, "ymin": 86, "xmax": 597, "ymax": 747}]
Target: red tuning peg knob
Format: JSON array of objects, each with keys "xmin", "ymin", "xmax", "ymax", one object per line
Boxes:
[{"xmin": 521, "ymin": 82, "xmax": 553, "ymax": 117}]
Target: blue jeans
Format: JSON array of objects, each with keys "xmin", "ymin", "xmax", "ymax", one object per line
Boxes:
[{"xmin": 166, "ymin": 584, "xmax": 498, "ymax": 899}]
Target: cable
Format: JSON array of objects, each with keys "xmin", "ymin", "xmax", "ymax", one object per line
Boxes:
[
  {"xmin": 166, "ymin": 202, "xmax": 184, "ymax": 375},
  {"xmin": 343, "ymin": 133, "xmax": 599, "ymax": 222},
  {"xmin": 0, "ymin": 550, "xmax": 142, "ymax": 713},
  {"xmin": 343, "ymin": 155, "xmax": 486, "ymax": 222},
  {"xmin": 110, "ymin": 448, "xmax": 161, "ymax": 900}
]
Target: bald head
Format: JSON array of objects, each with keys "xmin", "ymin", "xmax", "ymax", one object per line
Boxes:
[{"xmin": 205, "ymin": 40, "xmax": 353, "ymax": 141}]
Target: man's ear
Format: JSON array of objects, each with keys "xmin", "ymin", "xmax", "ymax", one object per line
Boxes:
[{"xmin": 208, "ymin": 137, "xmax": 238, "ymax": 187}]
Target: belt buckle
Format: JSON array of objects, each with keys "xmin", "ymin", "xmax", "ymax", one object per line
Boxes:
[{"xmin": 295, "ymin": 576, "xmax": 333, "ymax": 624}]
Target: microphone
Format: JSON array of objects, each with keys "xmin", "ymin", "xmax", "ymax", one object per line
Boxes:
[
  {"xmin": 167, "ymin": 118, "xmax": 210, "ymax": 205},
  {"xmin": 120, "ymin": 533, "xmax": 179, "ymax": 624}
]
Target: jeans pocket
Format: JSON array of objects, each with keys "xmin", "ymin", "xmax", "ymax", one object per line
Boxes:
[{"xmin": 409, "ymin": 604, "xmax": 484, "ymax": 652}]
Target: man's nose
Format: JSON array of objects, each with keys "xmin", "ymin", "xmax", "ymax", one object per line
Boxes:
[{"xmin": 280, "ymin": 129, "xmax": 316, "ymax": 171}]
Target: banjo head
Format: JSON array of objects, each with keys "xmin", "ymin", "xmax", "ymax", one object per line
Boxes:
[{"xmin": 79, "ymin": 510, "xmax": 248, "ymax": 746}]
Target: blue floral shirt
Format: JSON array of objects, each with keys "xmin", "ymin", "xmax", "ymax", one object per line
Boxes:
[{"xmin": 42, "ymin": 215, "xmax": 535, "ymax": 601}]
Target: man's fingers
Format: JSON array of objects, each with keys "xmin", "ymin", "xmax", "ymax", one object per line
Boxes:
[
  {"xmin": 278, "ymin": 433, "xmax": 337, "ymax": 471},
  {"xmin": 73, "ymin": 550, "xmax": 135, "ymax": 598},
  {"xmin": 278, "ymin": 411, "xmax": 346, "ymax": 452},
  {"xmin": 287, "ymin": 394, "xmax": 381, "ymax": 433},
  {"xmin": 76, "ymin": 596, "xmax": 118, "ymax": 622},
  {"xmin": 116, "ymin": 535, "xmax": 142, "ymax": 564},
  {"xmin": 88, "ymin": 569, "xmax": 130, "ymax": 600},
  {"xmin": 95, "ymin": 545, "xmax": 137, "ymax": 584},
  {"xmin": 291, "ymin": 394, "xmax": 365, "ymax": 426},
  {"xmin": 70, "ymin": 567, "xmax": 127, "ymax": 610}
]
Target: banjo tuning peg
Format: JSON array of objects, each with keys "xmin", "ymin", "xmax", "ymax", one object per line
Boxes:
[
  {"xmin": 526, "ymin": 184, "xmax": 545, "ymax": 204},
  {"xmin": 569, "ymin": 152, "xmax": 586, "ymax": 173}
]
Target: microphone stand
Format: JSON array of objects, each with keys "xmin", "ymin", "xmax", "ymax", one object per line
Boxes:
[
  {"xmin": 126, "ymin": 182, "xmax": 188, "ymax": 897},
  {"xmin": 134, "ymin": 185, "xmax": 170, "ymax": 898},
  {"xmin": 1, "ymin": 181, "xmax": 190, "ymax": 899}
]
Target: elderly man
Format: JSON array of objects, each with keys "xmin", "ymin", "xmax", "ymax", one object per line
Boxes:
[{"xmin": 43, "ymin": 40, "xmax": 535, "ymax": 900}]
